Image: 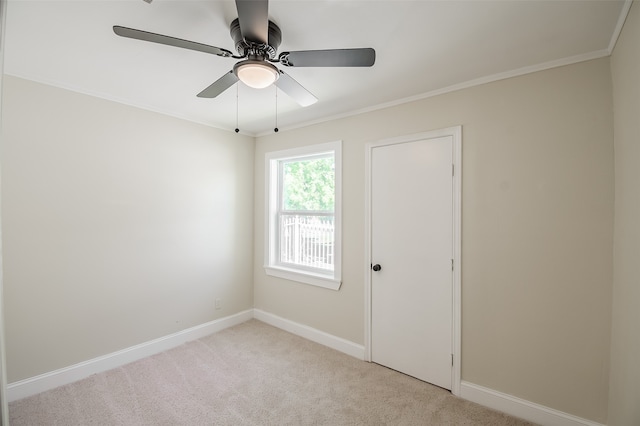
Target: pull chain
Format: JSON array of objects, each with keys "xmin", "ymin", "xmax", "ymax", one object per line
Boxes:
[
  {"xmin": 274, "ymin": 85, "xmax": 279, "ymax": 133},
  {"xmin": 235, "ymin": 83, "xmax": 239, "ymax": 133}
]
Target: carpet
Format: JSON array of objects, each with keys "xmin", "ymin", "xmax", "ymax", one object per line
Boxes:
[{"xmin": 9, "ymin": 319, "xmax": 535, "ymax": 425}]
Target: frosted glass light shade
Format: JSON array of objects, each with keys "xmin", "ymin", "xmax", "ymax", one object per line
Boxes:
[{"xmin": 234, "ymin": 60, "xmax": 279, "ymax": 89}]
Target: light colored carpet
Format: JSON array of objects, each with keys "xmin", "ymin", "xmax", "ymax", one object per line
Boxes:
[{"xmin": 10, "ymin": 320, "xmax": 535, "ymax": 425}]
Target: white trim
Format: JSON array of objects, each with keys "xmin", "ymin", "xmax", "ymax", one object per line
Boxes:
[
  {"xmin": 364, "ymin": 126, "xmax": 462, "ymax": 396},
  {"xmin": 4, "ymin": 309, "xmax": 608, "ymax": 426},
  {"xmin": 264, "ymin": 140, "xmax": 342, "ymax": 290},
  {"xmin": 264, "ymin": 266, "xmax": 341, "ymax": 290},
  {"xmin": 460, "ymin": 381, "xmax": 606, "ymax": 426},
  {"xmin": 8, "ymin": 308, "xmax": 365, "ymax": 403},
  {"xmin": 9, "ymin": 22, "xmax": 622, "ymax": 141},
  {"xmin": 264, "ymin": 141, "xmax": 341, "ymax": 162},
  {"xmin": 608, "ymin": 0, "xmax": 634, "ymax": 54},
  {"xmin": 257, "ymin": 49, "xmax": 611, "ymax": 137},
  {"xmin": 10, "ymin": 11, "xmax": 627, "ymax": 141},
  {"xmin": 253, "ymin": 309, "xmax": 365, "ymax": 360},
  {"xmin": 451, "ymin": 126, "xmax": 462, "ymax": 396},
  {"xmin": 7, "ymin": 309, "xmax": 253, "ymax": 402}
]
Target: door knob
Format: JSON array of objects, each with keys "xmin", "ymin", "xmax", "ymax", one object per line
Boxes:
[{"xmin": 372, "ymin": 264, "xmax": 382, "ymax": 272}]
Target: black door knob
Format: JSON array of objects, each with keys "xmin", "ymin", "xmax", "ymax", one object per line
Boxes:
[{"xmin": 372, "ymin": 264, "xmax": 382, "ymax": 272}]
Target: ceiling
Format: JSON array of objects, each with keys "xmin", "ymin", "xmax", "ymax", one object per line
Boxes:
[{"xmin": 4, "ymin": 0, "xmax": 630, "ymax": 136}]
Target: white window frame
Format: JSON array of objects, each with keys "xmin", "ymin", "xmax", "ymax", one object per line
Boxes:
[{"xmin": 264, "ymin": 141, "xmax": 342, "ymax": 290}]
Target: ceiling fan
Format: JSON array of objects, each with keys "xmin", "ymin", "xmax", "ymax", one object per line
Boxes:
[{"xmin": 113, "ymin": 0, "xmax": 376, "ymax": 107}]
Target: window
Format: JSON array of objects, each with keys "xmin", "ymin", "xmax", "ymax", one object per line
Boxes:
[{"xmin": 265, "ymin": 141, "xmax": 342, "ymax": 290}]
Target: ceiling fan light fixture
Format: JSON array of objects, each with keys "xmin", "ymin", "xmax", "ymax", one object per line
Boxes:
[{"xmin": 234, "ymin": 60, "xmax": 279, "ymax": 89}]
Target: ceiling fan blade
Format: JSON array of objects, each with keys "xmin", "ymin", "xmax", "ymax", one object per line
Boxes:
[
  {"xmin": 279, "ymin": 48, "xmax": 376, "ymax": 67},
  {"xmin": 197, "ymin": 71, "xmax": 239, "ymax": 98},
  {"xmin": 113, "ymin": 26, "xmax": 234, "ymax": 58},
  {"xmin": 235, "ymin": 0, "xmax": 269, "ymax": 44},
  {"xmin": 275, "ymin": 71, "xmax": 317, "ymax": 107}
]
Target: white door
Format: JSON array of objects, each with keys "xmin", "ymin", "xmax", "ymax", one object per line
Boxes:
[{"xmin": 371, "ymin": 135, "xmax": 453, "ymax": 389}]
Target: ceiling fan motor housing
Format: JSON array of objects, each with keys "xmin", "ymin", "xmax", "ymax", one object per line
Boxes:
[{"xmin": 230, "ymin": 18, "xmax": 282, "ymax": 60}]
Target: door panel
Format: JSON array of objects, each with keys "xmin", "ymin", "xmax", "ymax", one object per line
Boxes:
[{"xmin": 371, "ymin": 136, "xmax": 453, "ymax": 389}]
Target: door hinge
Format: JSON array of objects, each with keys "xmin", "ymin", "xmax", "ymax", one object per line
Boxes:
[
  {"xmin": 451, "ymin": 259, "xmax": 454, "ymax": 271},
  {"xmin": 452, "ymin": 164, "xmax": 455, "ymax": 176},
  {"xmin": 451, "ymin": 354, "xmax": 454, "ymax": 366}
]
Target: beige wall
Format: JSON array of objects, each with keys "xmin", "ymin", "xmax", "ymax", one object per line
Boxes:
[
  {"xmin": 254, "ymin": 58, "xmax": 614, "ymax": 422},
  {"xmin": 1, "ymin": 76, "xmax": 255, "ymax": 382},
  {"xmin": 0, "ymin": 41, "xmax": 622, "ymax": 424},
  {"xmin": 609, "ymin": 2, "xmax": 640, "ymax": 425},
  {"xmin": 0, "ymin": 0, "xmax": 10, "ymax": 421}
]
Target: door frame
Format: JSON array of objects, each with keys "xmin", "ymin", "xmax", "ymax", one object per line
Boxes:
[{"xmin": 364, "ymin": 126, "xmax": 462, "ymax": 396}]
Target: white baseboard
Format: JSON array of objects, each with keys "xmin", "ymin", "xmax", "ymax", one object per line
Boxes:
[
  {"xmin": 253, "ymin": 309, "xmax": 365, "ymax": 360},
  {"xmin": 7, "ymin": 309, "xmax": 254, "ymax": 402},
  {"xmin": 252, "ymin": 311, "xmax": 606, "ymax": 426},
  {"xmin": 9, "ymin": 310, "xmax": 603, "ymax": 426},
  {"xmin": 460, "ymin": 381, "xmax": 606, "ymax": 426},
  {"xmin": 7, "ymin": 309, "xmax": 364, "ymax": 403}
]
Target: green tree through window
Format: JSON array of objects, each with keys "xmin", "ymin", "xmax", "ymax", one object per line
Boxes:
[{"xmin": 282, "ymin": 156, "xmax": 335, "ymax": 211}]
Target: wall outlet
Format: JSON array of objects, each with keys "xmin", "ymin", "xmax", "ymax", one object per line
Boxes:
[{"xmin": 215, "ymin": 298, "xmax": 221, "ymax": 310}]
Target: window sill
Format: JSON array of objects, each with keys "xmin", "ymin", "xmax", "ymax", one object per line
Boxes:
[{"xmin": 264, "ymin": 266, "xmax": 342, "ymax": 290}]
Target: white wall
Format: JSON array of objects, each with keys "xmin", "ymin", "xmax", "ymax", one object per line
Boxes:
[
  {"xmin": 254, "ymin": 58, "xmax": 614, "ymax": 423},
  {"xmin": 609, "ymin": 2, "xmax": 640, "ymax": 425},
  {"xmin": 1, "ymin": 76, "xmax": 254, "ymax": 382}
]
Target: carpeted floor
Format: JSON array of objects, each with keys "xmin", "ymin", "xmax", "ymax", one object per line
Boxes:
[{"xmin": 9, "ymin": 320, "xmax": 535, "ymax": 425}]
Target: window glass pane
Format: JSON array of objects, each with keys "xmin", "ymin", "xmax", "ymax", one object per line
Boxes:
[
  {"xmin": 282, "ymin": 156, "xmax": 335, "ymax": 211},
  {"xmin": 265, "ymin": 141, "xmax": 341, "ymax": 288},
  {"xmin": 279, "ymin": 214, "xmax": 334, "ymax": 271}
]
